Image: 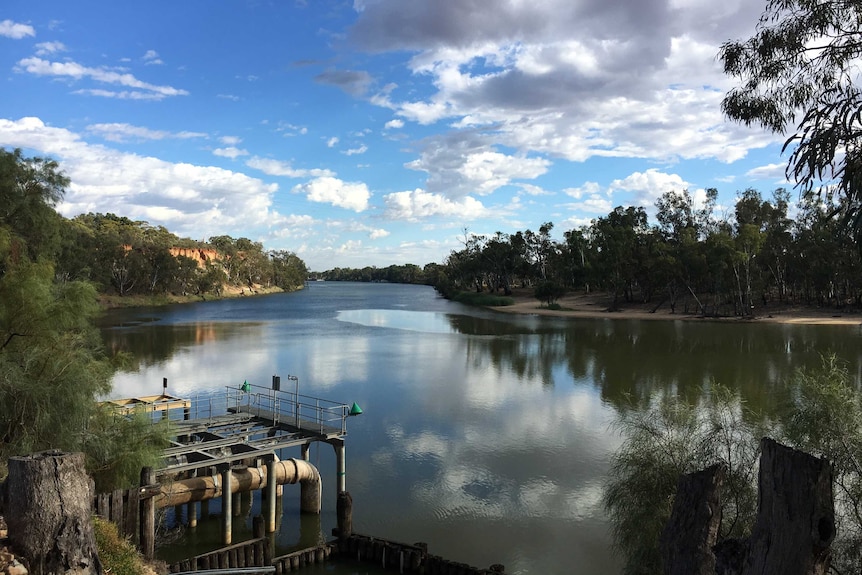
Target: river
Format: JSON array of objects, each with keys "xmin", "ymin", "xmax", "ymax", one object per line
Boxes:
[{"xmin": 98, "ymin": 282, "xmax": 862, "ymax": 574}]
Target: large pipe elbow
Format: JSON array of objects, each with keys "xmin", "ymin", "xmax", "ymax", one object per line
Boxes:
[{"xmin": 155, "ymin": 458, "xmax": 321, "ymax": 513}]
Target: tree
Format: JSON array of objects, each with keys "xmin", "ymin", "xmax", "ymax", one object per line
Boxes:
[
  {"xmin": 720, "ymin": 1, "xmax": 862, "ymax": 242},
  {"xmin": 0, "ymin": 149, "xmax": 168, "ymax": 490},
  {"xmin": 0, "ymin": 149, "xmax": 68, "ymax": 263}
]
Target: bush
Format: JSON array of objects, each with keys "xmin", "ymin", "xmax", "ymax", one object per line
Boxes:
[
  {"xmin": 534, "ymin": 281, "xmax": 567, "ymax": 306},
  {"xmin": 450, "ymin": 291, "xmax": 514, "ymax": 307}
]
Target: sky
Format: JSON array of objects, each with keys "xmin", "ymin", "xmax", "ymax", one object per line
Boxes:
[{"xmin": 0, "ymin": 1, "xmax": 791, "ymax": 271}]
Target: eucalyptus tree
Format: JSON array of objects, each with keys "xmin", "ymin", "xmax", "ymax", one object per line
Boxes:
[
  {"xmin": 720, "ymin": 0, "xmax": 862, "ymax": 243},
  {"xmin": 590, "ymin": 206, "xmax": 649, "ymax": 310}
]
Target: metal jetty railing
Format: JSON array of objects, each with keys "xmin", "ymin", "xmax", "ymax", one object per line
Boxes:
[{"xmin": 223, "ymin": 381, "xmax": 353, "ymax": 436}]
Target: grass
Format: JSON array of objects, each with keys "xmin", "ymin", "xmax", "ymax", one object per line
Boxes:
[{"xmin": 93, "ymin": 517, "xmax": 149, "ymax": 575}]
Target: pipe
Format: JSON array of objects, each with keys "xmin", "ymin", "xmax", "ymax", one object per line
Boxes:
[{"xmin": 155, "ymin": 459, "xmax": 321, "ymax": 513}]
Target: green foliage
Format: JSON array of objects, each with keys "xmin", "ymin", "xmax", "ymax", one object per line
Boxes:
[
  {"xmin": 0, "ymin": 257, "xmax": 113, "ymax": 467},
  {"xmin": 93, "ymin": 517, "xmax": 147, "ymax": 575},
  {"xmin": 450, "ymin": 291, "xmax": 514, "ymax": 307},
  {"xmin": 720, "ymin": 1, "xmax": 862, "ymax": 243},
  {"xmin": 0, "ymin": 149, "xmax": 169, "ymax": 492},
  {"xmin": 82, "ymin": 407, "xmax": 172, "ymax": 492},
  {"xmin": 534, "ymin": 280, "xmax": 567, "ymax": 306},
  {"xmin": 782, "ymin": 355, "xmax": 862, "ymax": 573},
  {"xmin": 603, "ymin": 386, "xmax": 761, "ymax": 575}
]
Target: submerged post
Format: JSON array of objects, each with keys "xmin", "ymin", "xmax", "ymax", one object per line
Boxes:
[
  {"xmin": 140, "ymin": 466, "xmax": 156, "ymax": 561},
  {"xmin": 337, "ymin": 490, "xmax": 353, "ymax": 539}
]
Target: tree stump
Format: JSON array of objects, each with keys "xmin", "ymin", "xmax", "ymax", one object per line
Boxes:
[
  {"xmin": 5, "ymin": 451, "xmax": 102, "ymax": 575},
  {"xmin": 660, "ymin": 463, "xmax": 725, "ymax": 575},
  {"xmin": 743, "ymin": 438, "xmax": 834, "ymax": 575}
]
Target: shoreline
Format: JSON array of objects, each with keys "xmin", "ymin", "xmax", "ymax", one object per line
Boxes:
[{"xmin": 489, "ymin": 290, "xmax": 862, "ymax": 326}]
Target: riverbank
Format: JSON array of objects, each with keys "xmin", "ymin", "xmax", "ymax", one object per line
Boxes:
[
  {"xmin": 97, "ymin": 284, "xmax": 287, "ymax": 309},
  {"xmin": 491, "ymin": 289, "xmax": 862, "ymax": 326}
]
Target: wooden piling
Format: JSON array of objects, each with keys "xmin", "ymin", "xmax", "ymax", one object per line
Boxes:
[
  {"xmin": 222, "ymin": 467, "xmax": 233, "ymax": 545},
  {"xmin": 140, "ymin": 466, "xmax": 155, "ymax": 561}
]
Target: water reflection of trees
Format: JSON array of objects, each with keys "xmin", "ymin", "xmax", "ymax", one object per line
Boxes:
[
  {"xmin": 101, "ymin": 322, "xmax": 258, "ymax": 371},
  {"xmin": 448, "ymin": 314, "xmax": 862, "ymax": 415}
]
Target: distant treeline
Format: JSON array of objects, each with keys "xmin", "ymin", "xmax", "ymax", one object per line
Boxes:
[
  {"xmin": 435, "ymin": 188, "xmax": 862, "ymax": 316},
  {"xmin": 316, "ymin": 263, "xmax": 441, "ymax": 285},
  {"xmin": 55, "ymin": 212, "xmax": 308, "ymax": 298},
  {"xmin": 325, "ymin": 188, "xmax": 862, "ymax": 317}
]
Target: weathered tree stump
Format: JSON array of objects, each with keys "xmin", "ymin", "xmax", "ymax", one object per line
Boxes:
[
  {"xmin": 661, "ymin": 438, "xmax": 834, "ymax": 575},
  {"xmin": 5, "ymin": 451, "xmax": 102, "ymax": 575},
  {"xmin": 743, "ymin": 438, "xmax": 834, "ymax": 575},
  {"xmin": 660, "ymin": 463, "xmax": 725, "ymax": 575}
]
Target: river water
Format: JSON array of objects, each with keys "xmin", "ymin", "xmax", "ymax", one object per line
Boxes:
[{"xmin": 99, "ymin": 282, "xmax": 862, "ymax": 574}]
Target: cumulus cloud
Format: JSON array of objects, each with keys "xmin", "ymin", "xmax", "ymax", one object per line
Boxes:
[
  {"xmin": 407, "ymin": 134, "xmax": 550, "ymax": 197},
  {"xmin": 347, "ymin": 0, "xmax": 775, "ymax": 174},
  {"xmin": 383, "ymin": 188, "xmax": 486, "ymax": 220},
  {"xmin": 327, "ymin": 136, "xmax": 339, "ymax": 148},
  {"xmin": 0, "ymin": 117, "xmax": 279, "ymax": 241},
  {"xmin": 0, "ymin": 19, "xmax": 34, "ymax": 39},
  {"xmin": 16, "ymin": 57, "xmax": 188, "ymax": 99},
  {"xmin": 609, "ymin": 169, "xmax": 691, "ymax": 206},
  {"xmin": 314, "ymin": 68, "xmax": 373, "ymax": 96},
  {"xmin": 384, "ymin": 118, "xmax": 404, "ymax": 130},
  {"xmin": 293, "ymin": 176, "xmax": 371, "ymax": 212},
  {"xmin": 219, "ymin": 135, "xmax": 241, "ymax": 145}
]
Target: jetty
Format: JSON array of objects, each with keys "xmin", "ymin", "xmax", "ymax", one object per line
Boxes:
[{"xmin": 92, "ymin": 377, "xmax": 507, "ymax": 574}]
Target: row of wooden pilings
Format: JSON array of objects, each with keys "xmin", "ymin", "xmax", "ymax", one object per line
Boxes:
[{"xmin": 163, "ymin": 492, "xmax": 506, "ymax": 575}]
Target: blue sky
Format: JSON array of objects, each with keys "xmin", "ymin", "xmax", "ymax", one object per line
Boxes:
[{"xmin": 1, "ymin": 1, "xmax": 788, "ymax": 271}]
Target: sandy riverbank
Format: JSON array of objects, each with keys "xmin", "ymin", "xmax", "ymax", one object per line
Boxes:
[{"xmin": 491, "ymin": 289, "xmax": 862, "ymax": 326}]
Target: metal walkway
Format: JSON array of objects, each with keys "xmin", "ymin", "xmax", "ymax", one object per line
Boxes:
[{"xmin": 106, "ymin": 381, "xmax": 355, "ymax": 477}]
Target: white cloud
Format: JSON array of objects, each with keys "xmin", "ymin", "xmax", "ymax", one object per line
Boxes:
[
  {"xmin": 87, "ymin": 123, "xmax": 206, "ymax": 142},
  {"xmin": 327, "ymin": 136, "xmax": 339, "ymax": 148},
  {"xmin": 745, "ymin": 163, "xmax": 789, "ymax": 182},
  {"xmin": 383, "ymin": 188, "xmax": 487, "ymax": 220},
  {"xmin": 0, "ymin": 117, "xmax": 279, "ymax": 241},
  {"xmin": 16, "ymin": 57, "xmax": 188, "ymax": 99},
  {"xmin": 246, "ymin": 156, "xmax": 334, "ymax": 178},
  {"xmin": 343, "ymin": 144, "xmax": 368, "ymax": 156},
  {"xmin": 408, "ymin": 136, "xmax": 550, "ymax": 197},
  {"xmin": 369, "ymin": 228, "xmax": 390, "ymax": 239},
  {"xmin": 293, "ymin": 176, "xmax": 371, "ymax": 212},
  {"xmin": 219, "ymin": 135, "xmax": 242, "ymax": 145},
  {"xmin": 609, "ymin": 169, "xmax": 691, "ymax": 207},
  {"xmin": 142, "ymin": 49, "xmax": 163, "ymax": 65},
  {"xmin": 217, "ymin": 94, "xmax": 240, "ymax": 101},
  {"xmin": 212, "ymin": 147, "xmax": 249, "ymax": 159},
  {"xmin": 0, "ymin": 20, "xmax": 34, "ymax": 39},
  {"xmin": 34, "ymin": 41, "xmax": 66, "ymax": 56},
  {"xmin": 384, "ymin": 119, "xmax": 404, "ymax": 130}
]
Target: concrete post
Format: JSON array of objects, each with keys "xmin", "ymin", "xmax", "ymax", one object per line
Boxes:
[{"xmin": 332, "ymin": 439, "xmax": 346, "ymax": 494}]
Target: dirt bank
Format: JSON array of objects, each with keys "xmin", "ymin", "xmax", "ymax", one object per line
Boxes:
[{"xmin": 491, "ymin": 289, "xmax": 862, "ymax": 326}]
